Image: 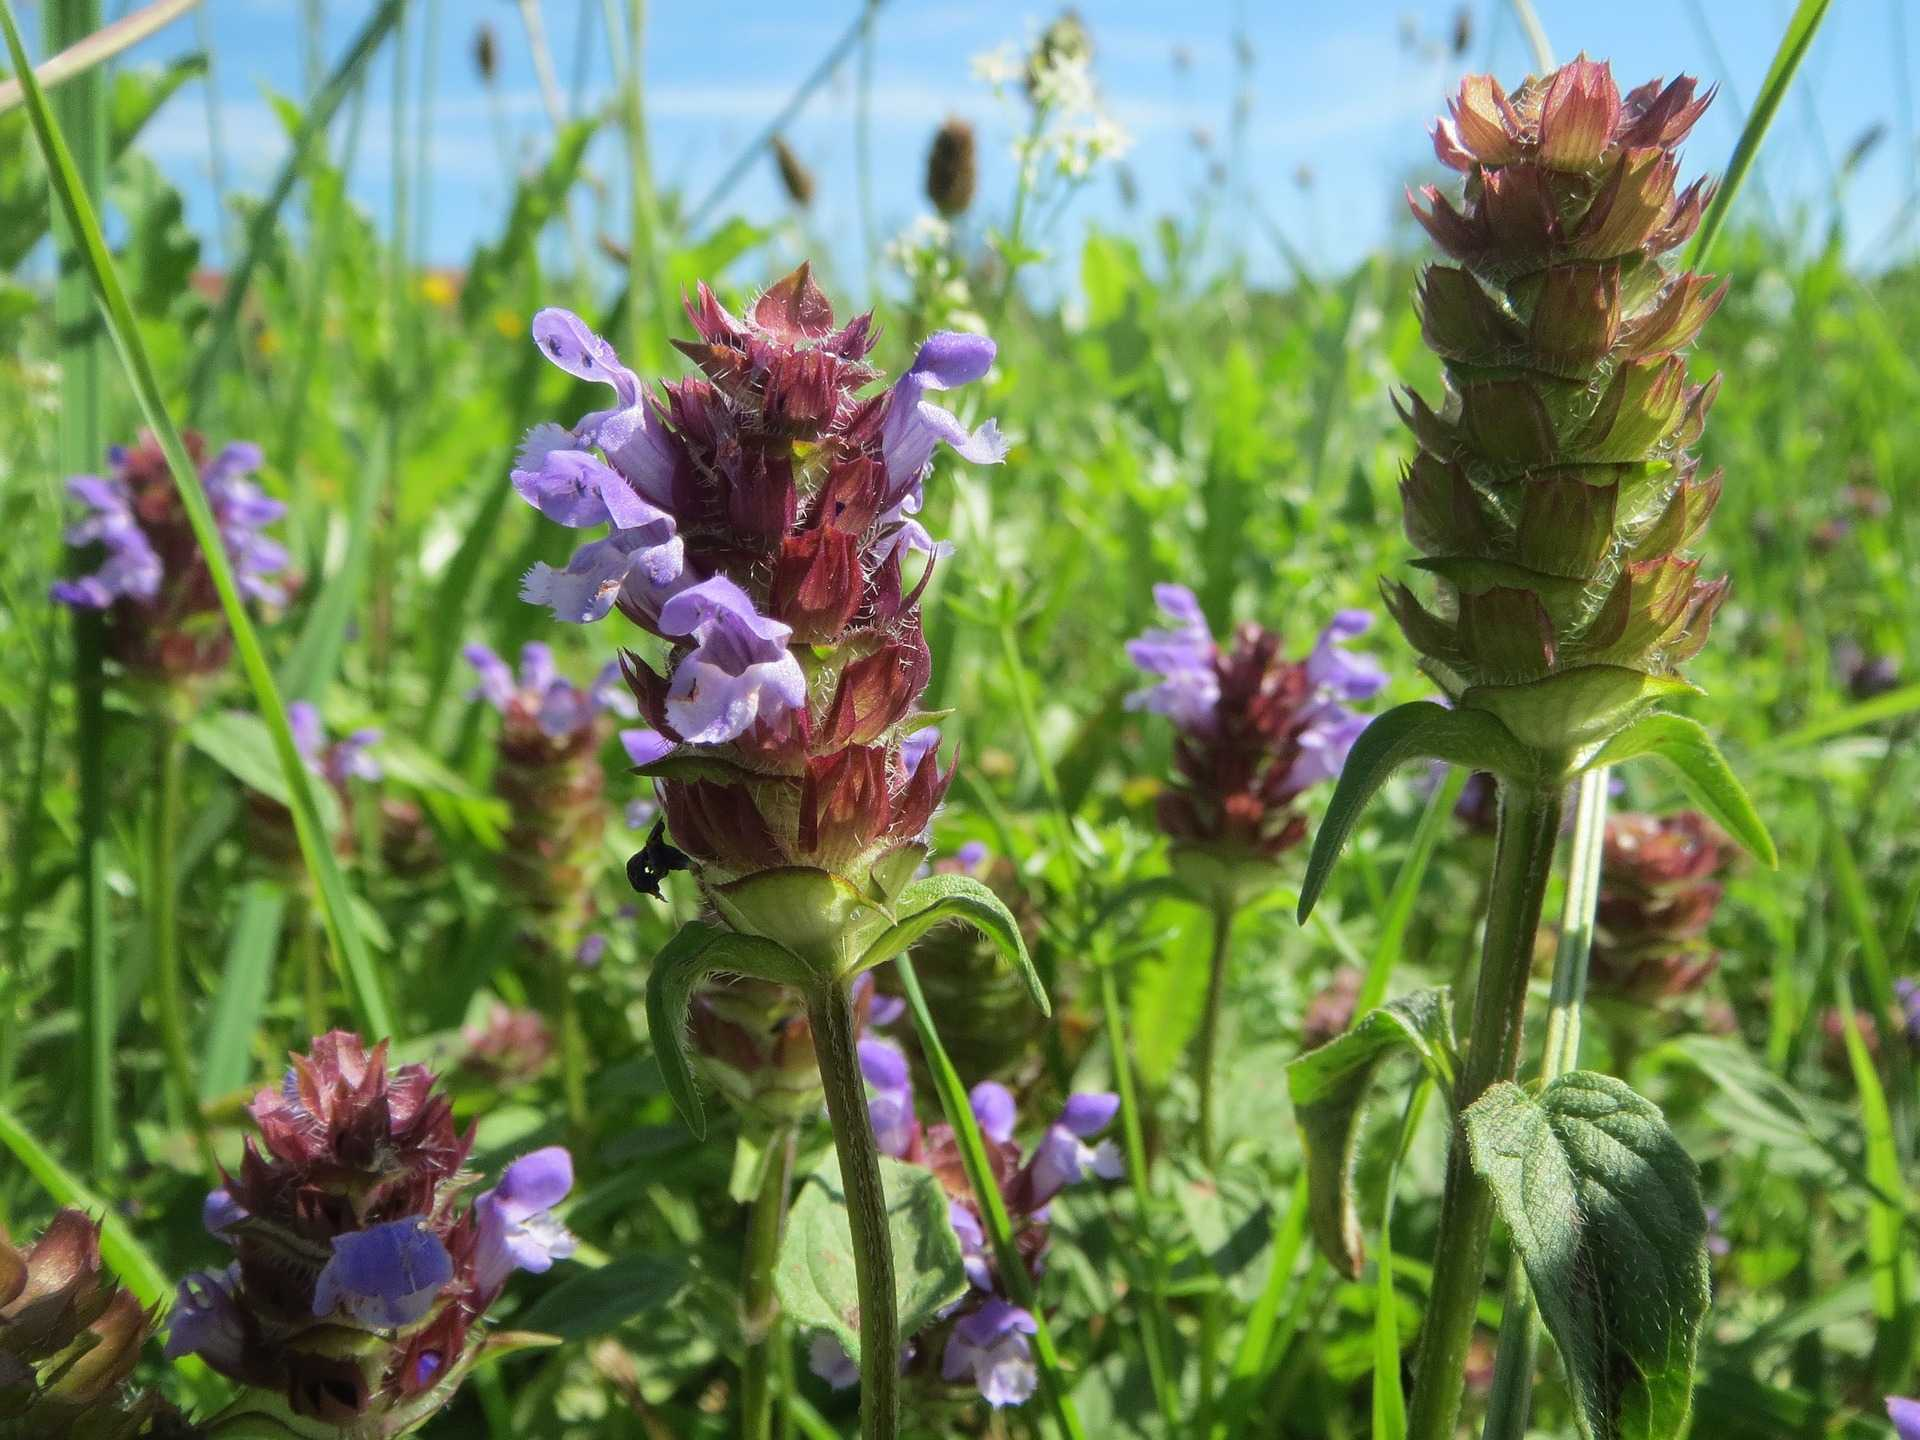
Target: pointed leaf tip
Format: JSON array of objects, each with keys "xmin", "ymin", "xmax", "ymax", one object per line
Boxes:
[
  {"xmin": 1588, "ymin": 711, "xmax": 1776, "ymax": 868},
  {"xmin": 1298, "ymin": 701, "xmax": 1537, "ymax": 922},
  {"xmin": 855, "ymin": 875, "xmax": 1051, "ymax": 1017}
]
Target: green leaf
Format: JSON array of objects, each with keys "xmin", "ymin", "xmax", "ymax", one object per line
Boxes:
[
  {"xmin": 1462, "ymin": 1072, "xmax": 1710, "ymax": 1440},
  {"xmin": 853, "ymin": 873, "xmax": 1050, "ymax": 1015},
  {"xmin": 1286, "ymin": 988, "xmax": 1457, "ymax": 1277},
  {"xmin": 199, "ymin": 881, "xmax": 288, "ymax": 1103},
  {"xmin": 775, "ymin": 1151, "xmax": 967, "ymax": 1363},
  {"xmin": 644, "ymin": 922, "xmax": 810, "ymax": 1138},
  {"xmin": 515, "ymin": 1254, "xmax": 694, "ymax": 1341},
  {"xmin": 1298, "ymin": 701, "xmax": 1534, "ymax": 922},
  {"xmin": 1587, "ymin": 712, "xmax": 1776, "ymax": 866}
]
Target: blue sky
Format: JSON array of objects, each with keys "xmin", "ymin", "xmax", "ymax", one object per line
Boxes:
[{"xmin": 28, "ymin": 0, "xmax": 1920, "ymax": 291}]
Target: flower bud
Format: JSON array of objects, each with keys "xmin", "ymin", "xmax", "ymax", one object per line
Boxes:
[
  {"xmin": 770, "ymin": 135, "xmax": 815, "ymax": 208},
  {"xmin": 926, "ymin": 118, "xmax": 978, "ymax": 217},
  {"xmin": 1587, "ymin": 811, "xmax": 1727, "ymax": 1003}
]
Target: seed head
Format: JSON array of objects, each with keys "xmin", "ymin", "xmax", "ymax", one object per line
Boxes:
[{"xmin": 927, "ymin": 117, "xmax": 978, "ymax": 217}]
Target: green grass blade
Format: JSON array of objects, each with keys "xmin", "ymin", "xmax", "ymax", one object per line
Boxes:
[
  {"xmin": 1687, "ymin": 0, "xmax": 1836, "ymax": 268},
  {"xmin": 1831, "ymin": 978, "xmax": 1912, "ymax": 1383},
  {"xmin": 198, "ymin": 881, "xmax": 288, "ymax": 1103},
  {"xmin": 1357, "ymin": 766, "xmax": 1466, "ymax": 1013},
  {"xmin": 1372, "ymin": 1081, "xmax": 1432, "ymax": 1440},
  {"xmin": 43, "ymin": 0, "xmax": 116, "ymax": 1176},
  {"xmin": 0, "ymin": 1102, "xmax": 171, "ymax": 1308},
  {"xmin": 2, "ymin": 0, "xmax": 396, "ymax": 1041}
]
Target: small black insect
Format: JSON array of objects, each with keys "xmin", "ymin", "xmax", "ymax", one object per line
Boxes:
[{"xmin": 627, "ymin": 818, "xmax": 691, "ymax": 899}]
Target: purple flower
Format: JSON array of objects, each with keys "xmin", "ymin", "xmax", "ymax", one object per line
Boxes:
[
  {"xmin": 49, "ymin": 474, "xmax": 163, "ymax": 610},
  {"xmin": 1021, "ymin": 1092, "xmax": 1124, "ymax": 1209},
  {"xmin": 203, "ymin": 1188, "xmax": 247, "ymax": 1239},
  {"xmin": 164, "ymin": 1265, "xmax": 247, "ymax": 1368},
  {"xmin": 311, "ymin": 1217, "xmax": 455, "ymax": 1327},
  {"xmin": 625, "ymin": 796, "xmax": 661, "ymax": 830},
  {"xmin": 575, "ymin": 934, "xmax": 608, "ymax": 969},
  {"xmin": 204, "ymin": 442, "xmax": 289, "ymax": 605},
  {"xmin": 1288, "ymin": 703, "xmax": 1373, "ymax": 790},
  {"xmin": 1124, "ymin": 584, "xmax": 1221, "ymax": 735},
  {"xmin": 1890, "ymin": 1397, "xmax": 1920, "ymax": 1440},
  {"xmin": 1897, "ymin": 978, "xmax": 1920, "ymax": 1044},
  {"xmin": 969, "ymin": 1081, "xmax": 1017, "ymax": 1144},
  {"xmin": 473, "ymin": 1146, "xmax": 578, "ymax": 1294},
  {"xmin": 901, "ymin": 725, "xmax": 942, "ymax": 780},
  {"xmin": 289, "ymin": 701, "xmax": 383, "ymax": 787},
  {"xmin": 948, "ymin": 1199, "xmax": 993, "ymax": 1290},
  {"xmin": 954, "ymin": 840, "xmax": 989, "ymax": 871},
  {"xmin": 941, "ymin": 1298, "xmax": 1039, "ymax": 1408},
  {"xmin": 861, "ymin": 1038, "xmax": 916, "ymax": 1158},
  {"xmin": 515, "ymin": 310, "xmax": 686, "ymax": 626},
  {"xmin": 622, "ymin": 727, "xmax": 674, "ymax": 769},
  {"xmin": 1306, "ymin": 610, "xmax": 1388, "ymax": 701},
  {"xmin": 875, "ymin": 333, "xmax": 1007, "ymax": 560},
  {"xmin": 809, "ymin": 1332, "xmax": 860, "ymax": 1390},
  {"xmin": 466, "ymin": 641, "xmax": 640, "ymax": 742},
  {"xmin": 654, "ymin": 576, "xmax": 807, "ymax": 745}
]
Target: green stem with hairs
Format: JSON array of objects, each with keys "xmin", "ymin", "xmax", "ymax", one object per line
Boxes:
[
  {"xmin": 805, "ymin": 980, "xmax": 898, "ymax": 1440},
  {"xmin": 1479, "ymin": 767, "xmax": 1609, "ymax": 1440},
  {"xmin": 1405, "ymin": 782, "xmax": 1565, "ymax": 1440},
  {"xmin": 740, "ymin": 1125, "xmax": 798, "ymax": 1440},
  {"xmin": 148, "ymin": 718, "xmax": 215, "ymax": 1177},
  {"xmin": 555, "ymin": 940, "xmax": 589, "ymax": 1131}
]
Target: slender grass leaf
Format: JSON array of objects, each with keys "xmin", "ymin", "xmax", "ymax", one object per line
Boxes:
[
  {"xmin": 1463, "ymin": 1072, "xmax": 1710, "ymax": 1440},
  {"xmin": 198, "ymin": 881, "xmax": 287, "ymax": 1103}
]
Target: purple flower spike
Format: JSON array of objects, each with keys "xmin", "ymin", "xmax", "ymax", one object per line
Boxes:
[
  {"xmin": 1288, "ymin": 705, "xmax": 1372, "ymax": 790},
  {"xmin": 164, "ymin": 1266, "xmax": 247, "ymax": 1368},
  {"xmin": 1307, "ymin": 610, "xmax": 1388, "ymax": 701},
  {"xmin": 655, "ymin": 577, "xmax": 807, "ymax": 744},
  {"xmin": 809, "ymin": 1333, "xmax": 860, "ymax": 1390},
  {"xmin": 1890, "ymin": 1397, "xmax": 1920, "ymax": 1440},
  {"xmin": 941, "ymin": 1298, "xmax": 1039, "ymax": 1408},
  {"xmin": 312, "ymin": 1218, "xmax": 455, "ymax": 1328},
  {"xmin": 473, "ymin": 1146, "xmax": 578, "ymax": 1294},
  {"xmin": 50, "ymin": 473, "xmax": 164, "ymax": 611},
  {"xmin": 1124, "ymin": 584, "xmax": 1221, "ymax": 735},
  {"xmin": 969, "ymin": 1081, "xmax": 1018, "ymax": 1144}
]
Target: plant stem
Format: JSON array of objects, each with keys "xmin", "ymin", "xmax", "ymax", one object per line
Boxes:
[
  {"xmin": 1405, "ymin": 782, "xmax": 1564, "ymax": 1440},
  {"xmin": 805, "ymin": 980, "xmax": 898, "ymax": 1440},
  {"xmin": 1098, "ymin": 962, "xmax": 1181, "ymax": 1430},
  {"xmin": 148, "ymin": 718, "xmax": 215, "ymax": 1176},
  {"xmin": 894, "ymin": 954, "xmax": 1087, "ymax": 1440},
  {"xmin": 1480, "ymin": 767, "xmax": 1609, "ymax": 1440},
  {"xmin": 1196, "ymin": 900, "xmax": 1236, "ymax": 1168},
  {"xmin": 1195, "ymin": 898, "xmax": 1237, "ymax": 1431},
  {"xmin": 741, "ymin": 1125, "xmax": 798, "ymax": 1440}
]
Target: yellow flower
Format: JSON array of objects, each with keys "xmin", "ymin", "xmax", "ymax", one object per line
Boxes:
[
  {"xmin": 418, "ymin": 272, "xmax": 458, "ymax": 308},
  {"xmin": 493, "ymin": 308, "xmax": 522, "ymax": 340}
]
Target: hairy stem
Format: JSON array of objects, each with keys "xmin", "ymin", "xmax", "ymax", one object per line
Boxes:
[
  {"xmin": 805, "ymin": 980, "xmax": 898, "ymax": 1440},
  {"xmin": 740, "ymin": 1125, "xmax": 798, "ymax": 1440},
  {"xmin": 1480, "ymin": 767, "xmax": 1610, "ymax": 1440},
  {"xmin": 1406, "ymin": 782, "xmax": 1564, "ymax": 1440},
  {"xmin": 555, "ymin": 944, "xmax": 589, "ymax": 1131}
]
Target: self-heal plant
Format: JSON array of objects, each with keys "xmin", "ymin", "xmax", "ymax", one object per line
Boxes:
[
  {"xmin": 508, "ymin": 263, "xmax": 1043, "ymax": 1440},
  {"xmin": 464, "ymin": 641, "xmax": 658, "ymax": 1123},
  {"xmin": 1125, "ymin": 585, "xmax": 1383, "ymax": 1165},
  {"xmin": 166, "ymin": 1032, "xmax": 574, "ymax": 1438},
  {"xmin": 51, "ymin": 433, "xmax": 286, "ymax": 685},
  {"xmin": 1291, "ymin": 60, "xmax": 1774, "ymax": 1440}
]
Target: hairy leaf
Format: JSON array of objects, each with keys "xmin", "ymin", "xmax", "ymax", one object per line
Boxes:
[
  {"xmin": 854, "ymin": 873, "xmax": 1050, "ymax": 1015},
  {"xmin": 1463, "ymin": 1072, "xmax": 1710, "ymax": 1440},
  {"xmin": 1587, "ymin": 712, "xmax": 1776, "ymax": 866},
  {"xmin": 775, "ymin": 1151, "xmax": 967, "ymax": 1363},
  {"xmin": 1287, "ymin": 987, "xmax": 1457, "ymax": 1276},
  {"xmin": 1298, "ymin": 701, "xmax": 1535, "ymax": 921}
]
